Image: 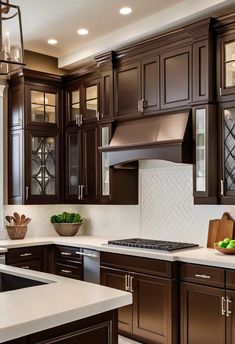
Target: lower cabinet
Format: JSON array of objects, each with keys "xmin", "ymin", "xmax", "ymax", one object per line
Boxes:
[
  {"xmin": 6, "ymin": 246, "xmax": 43, "ymax": 272},
  {"xmin": 53, "ymin": 245, "xmax": 83, "ymax": 280},
  {"xmin": 180, "ymin": 263, "xmax": 235, "ymax": 344},
  {"xmin": 100, "ymin": 253, "xmax": 178, "ymax": 344}
]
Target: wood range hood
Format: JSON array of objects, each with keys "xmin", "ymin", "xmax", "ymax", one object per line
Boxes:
[{"xmin": 99, "ymin": 111, "xmax": 192, "ymax": 168}]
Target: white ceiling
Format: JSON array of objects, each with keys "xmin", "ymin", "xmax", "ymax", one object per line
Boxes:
[{"xmin": 10, "ymin": 0, "xmax": 235, "ymax": 69}]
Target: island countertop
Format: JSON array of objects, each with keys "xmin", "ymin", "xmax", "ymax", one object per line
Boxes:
[{"xmin": 0, "ymin": 264, "xmax": 132, "ymax": 343}]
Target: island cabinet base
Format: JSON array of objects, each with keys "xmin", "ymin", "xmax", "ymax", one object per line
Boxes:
[{"xmin": 4, "ymin": 310, "xmax": 118, "ymax": 344}]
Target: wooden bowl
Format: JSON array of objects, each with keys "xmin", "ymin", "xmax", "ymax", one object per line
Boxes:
[
  {"xmin": 53, "ymin": 222, "xmax": 83, "ymax": 236},
  {"xmin": 6, "ymin": 225, "xmax": 27, "ymax": 240},
  {"xmin": 214, "ymin": 243, "xmax": 235, "ymax": 255}
]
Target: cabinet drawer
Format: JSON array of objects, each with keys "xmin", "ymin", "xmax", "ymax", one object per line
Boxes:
[
  {"xmin": 180, "ymin": 263, "xmax": 225, "ymax": 288},
  {"xmin": 11, "ymin": 259, "xmax": 42, "ymax": 272},
  {"xmin": 7, "ymin": 246, "xmax": 42, "ymax": 264},
  {"xmin": 226, "ymin": 270, "xmax": 235, "ymax": 290},
  {"xmin": 56, "ymin": 262, "xmax": 83, "ymax": 280},
  {"xmin": 100, "ymin": 252, "xmax": 175, "ymax": 278},
  {"xmin": 55, "ymin": 245, "xmax": 82, "ymax": 261}
]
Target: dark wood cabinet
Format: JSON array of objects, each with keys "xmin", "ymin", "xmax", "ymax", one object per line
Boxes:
[
  {"xmin": 5, "ymin": 246, "xmax": 51, "ymax": 272},
  {"xmin": 160, "ymin": 46, "xmax": 192, "ymax": 109},
  {"xmin": 181, "ymin": 282, "xmax": 226, "ymax": 344},
  {"xmin": 8, "ymin": 69, "xmax": 62, "ymax": 205},
  {"xmin": 65, "ymin": 78, "xmax": 101, "ymax": 127},
  {"xmin": 65, "ymin": 124, "xmax": 99, "ymax": 203},
  {"xmin": 6, "ymin": 310, "xmax": 118, "ymax": 344},
  {"xmin": 180, "ymin": 263, "xmax": 235, "ymax": 344},
  {"xmin": 114, "ymin": 62, "xmax": 142, "ymax": 120},
  {"xmin": 53, "ymin": 245, "xmax": 83, "ymax": 280},
  {"xmin": 217, "ymin": 33, "xmax": 235, "ymax": 101},
  {"xmin": 100, "ymin": 252, "xmax": 178, "ymax": 344}
]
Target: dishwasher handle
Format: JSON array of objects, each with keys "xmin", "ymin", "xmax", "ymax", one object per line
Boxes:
[{"xmin": 75, "ymin": 251, "xmax": 99, "ymax": 258}]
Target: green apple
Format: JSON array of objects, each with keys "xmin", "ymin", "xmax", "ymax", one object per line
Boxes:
[
  {"xmin": 218, "ymin": 241, "xmax": 226, "ymax": 248},
  {"xmin": 227, "ymin": 243, "xmax": 235, "ymax": 249},
  {"xmin": 223, "ymin": 238, "xmax": 231, "ymax": 245}
]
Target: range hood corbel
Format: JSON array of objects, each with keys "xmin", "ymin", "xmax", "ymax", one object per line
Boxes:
[{"xmin": 99, "ymin": 111, "xmax": 192, "ymax": 168}]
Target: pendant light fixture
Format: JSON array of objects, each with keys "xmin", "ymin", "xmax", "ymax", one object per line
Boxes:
[{"xmin": 0, "ymin": 0, "xmax": 24, "ymax": 75}]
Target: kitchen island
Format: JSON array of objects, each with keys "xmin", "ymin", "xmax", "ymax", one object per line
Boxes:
[{"xmin": 0, "ymin": 264, "xmax": 132, "ymax": 343}]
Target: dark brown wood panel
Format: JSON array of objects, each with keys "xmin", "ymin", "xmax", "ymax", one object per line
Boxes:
[
  {"xmin": 9, "ymin": 84, "xmax": 24, "ymax": 129},
  {"xmin": 6, "ymin": 246, "xmax": 43, "ymax": 264},
  {"xmin": 8, "ymin": 129, "xmax": 24, "ymax": 204},
  {"xmin": 142, "ymin": 56, "xmax": 160, "ymax": 115},
  {"xmin": 100, "ymin": 70, "xmax": 113, "ymax": 120},
  {"xmin": 55, "ymin": 245, "xmax": 82, "ymax": 261},
  {"xmin": 133, "ymin": 273, "xmax": 173, "ymax": 344},
  {"xmin": 100, "ymin": 252, "xmax": 175, "ymax": 278},
  {"xmin": 226, "ymin": 270, "xmax": 235, "ymax": 290},
  {"xmin": 55, "ymin": 262, "xmax": 83, "ymax": 280},
  {"xmin": 100, "ymin": 267, "xmax": 133, "ymax": 336},
  {"xmin": 114, "ymin": 62, "xmax": 141, "ymax": 119},
  {"xmin": 11, "ymin": 259, "xmax": 42, "ymax": 272},
  {"xmin": 161, "ymin": 46, "xmax": 191, "ymax": 108},
  {"xmin": 181, "ymin": 282, "xmax": 226, "ymax": 344},
  {"xmin": 193, "ymin": 41, "xmax": 208, "ymax": 102},
  {"xmin": 226, "ymin": 290, "xmax": 235, "ymax": 344},
  {"xmin": 180, "ymin": 263, "xmax": 225, "ymax": 288}
]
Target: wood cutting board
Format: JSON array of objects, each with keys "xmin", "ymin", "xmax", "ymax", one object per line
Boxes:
[{"xmin": 207, "ymin": 212, "xmax": 234, "ymax": 248}]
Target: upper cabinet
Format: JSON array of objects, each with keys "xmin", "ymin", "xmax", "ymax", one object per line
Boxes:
[
  {"xmin": 217, "ymin": 34, "xmax": 235, "ymax": 100},
  {"xmin": 160, "ymin": 46, "xmax": 192, "ymax": 109},
  {"xmin": 8, "ymin": 69, "xmax": 62, "ymax": 205},
  {"xmin": 65, "ymin": 78, "xmax": 100, "ymax": 127}
]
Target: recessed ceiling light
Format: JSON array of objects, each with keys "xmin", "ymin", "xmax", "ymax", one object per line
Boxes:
[
  {"xmin": 47, "ymin": 39, "xmax": 58, "ymax": 45},
  {"xmin": 77, "ymin": 28, "xmax": 89, "ymax": 36},
  {"xmin": 119, "ymin": 7, "xmax": 132, "ymax": 15}
]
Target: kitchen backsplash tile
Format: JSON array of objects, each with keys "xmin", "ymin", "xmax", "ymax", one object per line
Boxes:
[{"xmin": 4, "ymin": 160, "xmax": 235, "ymax": 246}]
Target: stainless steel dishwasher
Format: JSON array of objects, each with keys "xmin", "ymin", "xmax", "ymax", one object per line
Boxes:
[{"xmin": 81, "ymin": 249, "xmax": 100, "ymax": 284}]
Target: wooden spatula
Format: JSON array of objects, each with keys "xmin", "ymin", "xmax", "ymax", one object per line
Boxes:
[{"xmin": 207, "ymin": 212, "xmax": 234, "ymax": 248}]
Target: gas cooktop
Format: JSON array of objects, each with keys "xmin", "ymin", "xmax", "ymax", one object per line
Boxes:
[{"xmin": 107, "ymin": 238, "xmax": 199, "ymax": 252}]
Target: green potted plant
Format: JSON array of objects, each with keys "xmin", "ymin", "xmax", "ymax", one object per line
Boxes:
[{"xmin": 51, "ymin": 212, "xmax": 83, "ymax": 236}]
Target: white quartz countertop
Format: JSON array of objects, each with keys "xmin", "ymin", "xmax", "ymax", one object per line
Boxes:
[
  {"xmin": 1, "ymin": 235, "xmax": 235, "ymax": 269},
  {"xmin": 0, "ymin": 264, "xmax": 132, "ymax": 343}
]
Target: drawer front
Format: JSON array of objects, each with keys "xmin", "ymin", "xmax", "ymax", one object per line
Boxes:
[
  {"xmin": 55, "ymin": 245, "xmax": 82, "ymax": 261},
  {"xmin": 7, "ymin": 246, "xmax": 42, "ymax": 264},
  {"xmin": 226, "ymin": 270, "xmax": 235, "ymax": 290},
  {"xmin": 100, "ymin": 252, "xmax": 175, "ymax": 278},
  {"xmin": 180, "ymin": 263, "xmax": 225, "ymax": 288},
  {"xmin": 55, "ymin": 262, "xmax": 83, "ymax": 280},
  {"xmin": 11, "ymin": 259, "xmax": 42, "ymax": 272}
]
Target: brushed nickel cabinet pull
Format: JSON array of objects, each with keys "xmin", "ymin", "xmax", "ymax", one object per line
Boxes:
[
  {"xmin": 129, "ymin": 276, "xmax": 134, "ymax": 293},
  {"xmin": 61, "ymin": 252, "xmax": 72, "ymax": 256},
  {"xmin": 125, "ymin": 275, "xmax": 129, "ymax": 291},
  {"xmin": 195, "ymin": 274, "xmax": 212, "ymax": 279},
  {"xmin": 20, "ymin": 253, "xmax": 32, "ymax": 257},
  {"xmin": 61, "ymin": 269, "xmax": 72, "ymax": 274},
  {"xmin": 25, "ymin": 186, "xmax": 29, "ymax": 201},
  {"xmin": 222, "ymin": 296, "xmax": 226, "ymax": 316},
  {"xmin": 220, "ymin": 180, "xmax": 224, "ymax": 196},
  {"xmin": 80, "ymin": 185, "xmax": 85, "ymax": 200},
  {"xmin": 219, "ymin": 87, "xmax": 222, "ymax": 96},
  {"xmin": 226, "ymin": 297, "xmax": 232, "ymax": 317}
]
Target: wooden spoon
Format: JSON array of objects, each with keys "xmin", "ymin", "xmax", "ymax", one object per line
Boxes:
[
  {"xmin": 13, "ymin": 212, "xmax": 21, "ymax": 225},
  {"xmin": 20, "ymin": 214, "xmax": 26, "ymax": 225},
  {"xmin": 22, "ymin": 218, "xmax": 31, "ymax": 226},
  {"xmin": 5, "ymin": 216, "xmax": 15, "ymax": 225}
]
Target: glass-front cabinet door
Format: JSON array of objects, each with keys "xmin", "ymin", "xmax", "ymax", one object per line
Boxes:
[
  {"xmin": 100, "ymin": 124, "xmax": 111, "ymax": 201},
  {"xmin": 84, "ymin": 82, "xmax": 100, "ymax": 121},
  {"xmin": 220, "ymin": 103, "xmax": 235, "ymax": 203},
  {"xmin": 193, "ymin": 105, "xmax": 217, "ymax": 204},
  {"xmin": 67, "ymin": 88, "xmax": 82, "ymax": 126},
  {"xmin": 27, "ymin": 85, "xmax": 59, "ymax": 127},
  {"xmin": 25, "ymin": 131, "xmax": 60, "ymax": 203},
  {"xmin": 218, "ymin": 35, "xmax": 235, "ymax": 98},
  {"xmin": 65, "ymin": 129, "xmax": 82, "ymax": 201}
]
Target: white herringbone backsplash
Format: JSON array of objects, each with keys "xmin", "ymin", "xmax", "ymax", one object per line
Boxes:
[
  {"xmin": 140, "ymin": 161, "xmax": 235, "ymax": 246},
  {"xmin": 4, "ymin": 160, "xmax": 235, "ymax": 245}
]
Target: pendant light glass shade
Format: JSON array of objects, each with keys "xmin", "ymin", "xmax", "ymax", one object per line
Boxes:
[{"xmin": 0, "ymin": 1, "xmax": 24, "ymax": 75}]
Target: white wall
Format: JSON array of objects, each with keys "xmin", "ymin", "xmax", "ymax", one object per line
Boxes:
[{"xmin": 4, "ymin": 160, "xmax": 235, "ymax": 246}]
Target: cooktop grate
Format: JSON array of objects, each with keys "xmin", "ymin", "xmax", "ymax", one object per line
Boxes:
[{"xmin": 107, "ymin": 238, "xmax": 199, "ymax": 252}]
